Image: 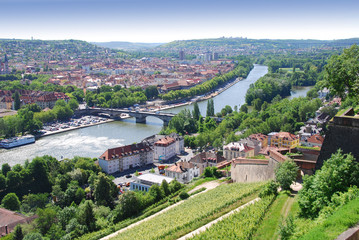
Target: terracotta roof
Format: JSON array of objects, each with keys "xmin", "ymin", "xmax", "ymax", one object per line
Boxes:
[
  {"xmin": 99, "ymin": 142, "xmax": 151, "ymax": 161},
  {"xmin": 166, "ymin": 162, "xmax": 195, "ymax": 173},
  {"xmin": 0, "ymin": 208, "xmax": 25, "ymax": 227},
  {"xmin": 249, "ymin": 133, "xmax": 268, "ymax": 142},
  {"xmin": 155, "ymin": 137, "xmax": 175, "ymax": 147},
  {"xmin": 306, "ymin": 134, "xmax": 324, "ymax": 145},
  {"xmin": 272, "ymin": 132, "xmax": 298, "ymax": 141}
]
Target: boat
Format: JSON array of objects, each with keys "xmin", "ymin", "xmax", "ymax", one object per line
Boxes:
[{"xmin": 0, "ymin": 135, "xmax": 36, "ymax": 149}]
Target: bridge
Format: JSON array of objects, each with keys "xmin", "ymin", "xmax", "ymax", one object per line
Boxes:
[{"xmin": 74, "ymin": 108, "xmax": 176, "ymax": 126}]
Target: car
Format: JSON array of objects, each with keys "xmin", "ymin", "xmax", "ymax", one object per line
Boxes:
[
  {"xmin": 126, "ymin": 174, "xmax": 132, "ymax": 178},
  {"xmin": 126, "ymin": 182, "xmax": 130, "ymax": 187},
  {"xmin": 138, "ymin": 172, "xmax": 143, "ymax": 175}
]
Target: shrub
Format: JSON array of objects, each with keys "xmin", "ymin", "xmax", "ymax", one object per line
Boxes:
[{"xmin": 179, "ymin": 191, "xmax": 189, "ymax": 200}]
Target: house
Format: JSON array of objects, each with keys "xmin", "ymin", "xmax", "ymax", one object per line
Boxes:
[
  {"xmin": 0, "ymin": 208, "xmax": 37, "ymax": 237},
  {"xmin": 301, "ymin": 134, "xmax": 324, "ymax": 148},
  {"xmin": 270, "ymin": 132, "xmax": 299, "ymax": 148},
  {"xmin": 0, "ymin": 96, "xmax": 14, "ymax": 110},
  {"xmin": 189, "ymin": 152, "xmax": 226, "ymax": 175},
  {"xmin": 249, "ymin": 133, "xmax": 268, "ymax": 148},
  {"xmin": 130, "ymin": 173, "xmax": 174, "ymax": 192},
  {"xmin": 223, "ymin": 142, "xmax": 254, "ymax": 160},
  {"xmin": 98, "ymin": 142, "xmax": 153, "ymax": 174},
  {"xmin": 165, "ymin": 161, "xmax": 199, "ymax": 183}
]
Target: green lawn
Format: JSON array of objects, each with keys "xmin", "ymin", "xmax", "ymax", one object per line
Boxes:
[{"xmin": 253, "ymin": 191, "xmax": 293, "ymax": 239}]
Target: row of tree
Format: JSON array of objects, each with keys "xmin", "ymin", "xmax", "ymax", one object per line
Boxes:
[{"xmin": 160, "ymin": 57, "xmax": 253, "ymax": 101}]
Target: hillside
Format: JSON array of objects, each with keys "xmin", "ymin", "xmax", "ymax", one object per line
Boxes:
[
  {"xmin": 0, "ymin": 39, "xmax": 119, "ymax": 62},
  {"xmin": 158, "ymin": 37, "xmax": 359, "ymax": 51},
  {"xmin": 92, "ymin": 41, "xmax": 164, "ymax": 50}
]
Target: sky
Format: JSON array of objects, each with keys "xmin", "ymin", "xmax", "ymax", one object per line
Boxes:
[{"xmin": 1, "ymin": 0, "xmax": 359, "ymax": 43}]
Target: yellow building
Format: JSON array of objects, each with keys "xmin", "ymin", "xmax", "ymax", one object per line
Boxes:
[
  {"xmin": 249, "ymin": 133, "xmax": 268, "ymax": 148},
  {"xmin": 270, "ymin": 132, "xmax": 299, "ymax": 148}
]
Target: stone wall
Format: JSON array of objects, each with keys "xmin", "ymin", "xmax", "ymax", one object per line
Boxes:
[{"xmin": 231, "ymin": 158, "xmax": 278, "ymax": 183}]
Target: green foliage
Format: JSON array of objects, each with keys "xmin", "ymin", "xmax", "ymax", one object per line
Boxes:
[
  {"xmin": 1, "ymin": 192, "xmax": 21, "ymax": 211},
  {"xmin": 275, "ymin": 160, "xmax": 298, "ymax": 191},
  {"xmin": 166, "ymin": 109, "xmax": 197, "ymax": 135},
  {"xmin": 325, "ymin": 44, "xmax": 359, "ymax": 99},
  {"xmin": 93, "ymin": 173, "xmax": 117, "ymax": 207},
  {"xmin": 144, "ymin": 85, "xmax": 159, "ymax": 99},
  {"xmin": 298, "ymin": 150, "xmax": 359, "ymax": 219},
  {"xmin": 13, "ymin": 225, "xmax": 24, "ymax": 240},
  {"xmin": 206, "ymin": 99, "xmax": 215, "ymax": 117},
  {"xmin": 179, "ymin": 191, "xmax": 189, "ymax": 200},
  {"xmin": 23, "ymin": 233, "xmax": 44, "ymax": 240},
  {"xmin": 259, "ymin": 180, "xmax": 279, "ymax": 198},
  {"xmin": 2, "ymin": 163, "xmax": 11, "ymax": 176},
  {"xmin": 21, "ymin": 193, "xmax": 49, "ymax": 213},
  {"xmin": 279, "ymin": 215, "xmax": 295, "ymax": 240},
  {"xmin": 203, "ymin": 167, "xmax": 222, "ymax": 178},
  {"xmin": 78, "ymin": 201, "xmax": 96, "ymax": 232},
  {"xmin": 36, "ymin": 207, "xmax": 58, "ymax": 235},
  {"xmin": 192, "ymin": 102, "xmax": 201, "ymax": 120}
]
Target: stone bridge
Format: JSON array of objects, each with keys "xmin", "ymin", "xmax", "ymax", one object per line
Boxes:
[{"xmin": 74, "ymin": 107, "xmax": 176, "ymax": 126}]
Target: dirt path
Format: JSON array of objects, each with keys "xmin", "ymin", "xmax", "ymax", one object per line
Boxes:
[
  {"xmin": 177, "ymin": 198, "xmax": 260, "ymax": 240},
  {"xmin": 101, "ymin": 180, "xmax": 222, "ymax": 240}
]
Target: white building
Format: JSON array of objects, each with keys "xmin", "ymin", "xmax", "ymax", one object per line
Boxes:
[
  {"xmin": 154, "ymin": 136, "xmax": 176, "ymax": 162},
  {"xmin": 130, "ymin": 173, "xmax": 174, "ymax": 192},
  {"xmin": 98, "ymin": 142, "xmax": 153, "ymax": 174},
  {"xmin": 165, "ymin": 161, "xmax": 199, "ymax": 184}
]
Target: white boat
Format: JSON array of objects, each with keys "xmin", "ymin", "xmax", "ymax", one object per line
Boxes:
[{"xmin": 1, "ymin": 135, "xmax": 35, "ymax": 149}]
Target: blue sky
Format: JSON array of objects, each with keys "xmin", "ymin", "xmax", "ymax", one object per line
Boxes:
[{"xmin": 1, "ymin": 0, "xmax": 358, "ymax": 43}]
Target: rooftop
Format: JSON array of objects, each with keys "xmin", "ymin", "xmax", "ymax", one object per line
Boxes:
[{"xmin": 137, "ymin": 173, "xmax": 174, "ymax": 184}]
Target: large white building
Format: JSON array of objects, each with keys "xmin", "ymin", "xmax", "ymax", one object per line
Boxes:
[
  {"xmin": 130, "ymin": 173, "xmax": 174, "ymax": 192},
  {"xmin": 98, "ymin": 142, "xmax": 153, "ymax": 174}
]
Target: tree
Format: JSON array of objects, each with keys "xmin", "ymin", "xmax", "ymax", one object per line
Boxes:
[
  {"xmin": 298, "ymin": 150, "xmax": 359, "ymax": 218},
  {"xmin": 325, "ymin": 44, "xmax": 359, "ymax": 99},
  {"xmin": 275, "ymin": 160, "xmax": 298, "ymax": 191},
  {"xmin": 23, "ymin": 233, "xmax": 44, "ymax": 240},
  {"xmin": 13, "ymin": 225, "xmax": 24, "ymax": 240},
  {"xmin": 14, "ymin": 91, "xmax": 21, "ymax": 110},
  {"xmin": 2, "ymin": 163, "xmax": 11, "ymax": 176},
  {"xmin": 36, "ymin": 207, "xmax": 57, "ymax": 235},
  {"xmin": 0, "ymin": 173, "xmax": 6, "ymax": 190},
  {"xmin": 206, "ymin": 99, "xmax": 214, "ymax": 117},
  {"xmin": 192, "ymin": 102, "xmax": 201, "ymax": 120},
  {"xmin": 2, "ymin": 193, "xmax": 21, "ymax": 211},
  {"xmin": 113, "ymin": 191, "xmax": 140, "ymax": 222},
  {"xmin": 161, "ymin": 179, "xmax": 171, "ymax": 196},
  {"xmin": 93, "ymin": 173, "xmax": 116, "ymax": 207},
  {"xmin": 78, "ymin": 201, "xmax": 96, "ymax": 232},
  {"xmin": 68, "ymin": 98, "xmax": 79, "ymax": 111},
  {"xmin": 144, "ymin": 85, "xmax": 159, "ymax": 99}
]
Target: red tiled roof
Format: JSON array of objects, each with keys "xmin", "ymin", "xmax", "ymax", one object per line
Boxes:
[
  {"xmin": 306, "ymin": 134, "xmax": 324, "ymax": 145},
  {"xmin": 272, "ymin": 132, "xmax": 298, "ymax": 141},
  {"xmin": 155, "ymin": 137, "xmax": 175, "ymax": 147},
  {"xmin": 166, "ymin": 162, "xmax": 195, "ymax": 173},
  {"xmin": 99, "ymin": 142, "xmax": 151, "ymax": 161}
]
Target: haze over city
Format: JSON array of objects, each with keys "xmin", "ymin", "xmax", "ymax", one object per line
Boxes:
[{"xmin": 1, "ymin": 0, "xmax": 359, "ymax": 42}]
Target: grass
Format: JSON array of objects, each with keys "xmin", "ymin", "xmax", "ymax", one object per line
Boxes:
[
  {"xmin": 299, "ymin": 197, "xmax": 359, "ymax": 240},
  {"xmin": 184, "ymin": 177, "xmax": 217, "ymax": 191},
  {"xmin": 253, "ymin": 191, "xmax": 293, "ymax": 240},
  {"xmin": 247, "ymin": 155, "xmax": 266, "ymax": 159}
]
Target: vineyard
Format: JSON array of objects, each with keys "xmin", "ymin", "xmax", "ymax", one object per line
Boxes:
[
  {"xmin": 111, "ymin": 182, "xmax": 264, "ymax": 240},
  {"xmin": 190, "ymin": 195, "xmax": 275, "ymax": 240}
]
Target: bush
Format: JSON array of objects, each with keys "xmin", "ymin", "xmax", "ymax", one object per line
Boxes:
[
  {"xmin": 259, "ymin": 180, "xmax": 279, "ymax": 198},
  {"xmin": 179, "ymin": 191, "xmax": 189, "ymax": 200},
  {"xmin": 2, "ymin": 193, "xmax": 21, "ymax": 211}
]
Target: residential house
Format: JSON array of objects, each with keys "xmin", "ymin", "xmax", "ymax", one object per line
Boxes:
[
  {"xmin": 0, "ymin": 208, "xmax": 37, "ymax": 237},
  {"xmin": 301, "ymin": 134, "xmax": 324, "ymax": 148},
  {"xmin": 98, "ymin": 142, "xmax": 153, "ymax": 174},
  {"xmin": 249, "ymin": 133, "xmax": 268, "ymax": 148},
  {"xmin": 223, "ymin": 142, "xmax": 254, "ymax": 160},
  {"xmin": 189, "ymin": 152, "xmax": 226, "ymax": 175},
  {"xmin": 270, "ymin": 132, "xmax": 299, "ymax": 148},
  {"xmin": 165, "ymin": 161, "xmax": 199, "ymax": 183}
]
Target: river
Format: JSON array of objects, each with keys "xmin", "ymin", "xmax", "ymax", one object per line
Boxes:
[{"xmin": 1, "ymin": 65, "xmax": 270, "ymax": 165}]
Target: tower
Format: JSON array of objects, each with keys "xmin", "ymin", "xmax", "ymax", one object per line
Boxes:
[
  {"xmin": 4, "ymin": 54, "xmax": 9, "ymax": 74},
  {"xmin": 179, "ymin": 50, "xmax": 185, "ymax": 60}
]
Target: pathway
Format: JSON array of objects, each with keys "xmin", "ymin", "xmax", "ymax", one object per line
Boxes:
[{"xmin": 177, "ymin": 198, "xmax": 260, "ymax": 240}]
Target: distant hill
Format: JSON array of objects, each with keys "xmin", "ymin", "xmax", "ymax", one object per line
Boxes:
[
  {"xmin": 158, "ymin": 37, "xmax": 359, "ymax": 50},
  {"xmin": 92, "ymin": 41, "xmax": 164, "ymax": 51},
  {"xmin": 0, "ymin": 39, "xmax": 122, "ymax": 61}
]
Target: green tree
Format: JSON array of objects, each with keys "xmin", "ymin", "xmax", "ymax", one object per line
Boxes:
[
  {"xmin": 13, "ymin": 225, "xmax": 24, "ymax": 240},
  {"xmin": 78, "ymin": 201, "xmax": 96, "ymax": 232},
  {"xmin": 113, "ymin": 191, "xmax": 140, "ymax": 222},
  {"xmin": 36, "ymin": 207, "xmax": 58, "ymax": 235},
  {"xmin": 275, "ymin": 160, "xmax": 298, "ymax": 191},
  {"xmin": 144, "ymin": 85, "xmax": 159, "ymax": 99},
  {"xmin": 206, "ymin": 99, "xmax": 214, "ymax": 117},
  {"xmin": 93, "ymin": 173, "xmax": 116, "ymax": 207},
  {"xmin": 2, "ymin": 163, "xmax": 11, "ymax": 176},
  {"xmin": 23, "ymin": 233, "xmax": 44, "ymax": 240},
  {"xmin": 68, "ymin": 98, "xmax": 79, "ymax": 111},
  {"xmin": 298, "ymin": 150, "xmax": 359, "ymax": 218},
  {"xmin": 0, "ymin": 173, "xmax": 6, "ymax": 190},
  {"xmin": 325, "ymin": 44, "xmax": 359, "ymax": 99},
  {"xmin": 161, "ymin": 179, "xmax": 171, "ymax": 196},
  {"xmin": 192, "ymin": 102, "xmax": 201, "ymax": 120},
  {"xmin": 14, "ymin": 91, "xmax": 21, "ymax": 110},
  {"xmin": 2, "ymin": 193, "xmax": 21, "ymax": 211}
]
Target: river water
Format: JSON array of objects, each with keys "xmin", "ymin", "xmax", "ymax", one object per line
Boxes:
[{"xmin": 1, "ymin": 65, "xmax": 292, "ymax": 166}]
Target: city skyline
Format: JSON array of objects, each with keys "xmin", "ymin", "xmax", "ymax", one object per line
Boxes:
[{"xmin": 1, "ymin": 0, "xmax": 359, "ymax": 43}]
